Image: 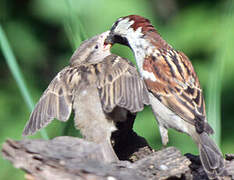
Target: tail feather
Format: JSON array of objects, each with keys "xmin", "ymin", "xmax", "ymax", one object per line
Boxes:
[{"xmin": 198, "ymin": 133, "xmax": 226, "ymax": 179}]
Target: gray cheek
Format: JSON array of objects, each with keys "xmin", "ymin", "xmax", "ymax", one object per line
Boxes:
[{"xmin": 85, "ymin": 51, "xmax": 96, "ymax": 62}]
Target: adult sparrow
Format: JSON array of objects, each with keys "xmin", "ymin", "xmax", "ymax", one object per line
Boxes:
[
  {"xmin": 105, "ymin": 15, "xmax": 225, "ymax": 178},
  {"xmin": 23, "ymin": 31, "xmax": 149, "ymax": 162}
]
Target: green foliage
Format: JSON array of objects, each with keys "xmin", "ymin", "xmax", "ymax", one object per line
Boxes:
[
  {"xmin": 0, "ymin": 0, "xmax": 234, "ymax": 179},
  {"xmin": 0, "ymin": 25, "xmax": 48, "ymax": 140},
  {"xmin": 207, "ymin": 1, "xmax": 234, "ymax": 145}
]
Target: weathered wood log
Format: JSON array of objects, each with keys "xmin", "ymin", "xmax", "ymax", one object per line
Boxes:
[{"xmin": 2, "ymin": 135, "xmax": 234, "ymax": 180}]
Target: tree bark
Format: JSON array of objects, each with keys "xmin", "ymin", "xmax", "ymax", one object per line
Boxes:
[{"xmin": 2, "ymin": 135, "xmax": 234, "ymax": 180}]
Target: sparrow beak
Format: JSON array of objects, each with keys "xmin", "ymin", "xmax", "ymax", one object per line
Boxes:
[
  {"xmin": 105, "ymin": 33, "xmax": 130, "ymax": 47},
  {"xmin": 104, "ymin": 33, "xmax": 115, "ymax": 46},
  {"xmin": 104, "ymin": 43, "xmax": 112, "ymax": 51}
]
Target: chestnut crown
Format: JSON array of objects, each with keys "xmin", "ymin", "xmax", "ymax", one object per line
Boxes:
[{"xmin": 105, "ymin": 15, "xmax": 156, "ymax": 46}]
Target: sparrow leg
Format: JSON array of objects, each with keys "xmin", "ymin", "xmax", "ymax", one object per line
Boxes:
[
  {"xmin": 159, "ymin": 125, "xmax": 169, "ymax": 146},
  {"xmin": 148, "ymin": 93, "xmax": 169, "ymax": 147},
  {"xmin": 100, "ymin": 140, "xmax": 119, "ymax": 163}
]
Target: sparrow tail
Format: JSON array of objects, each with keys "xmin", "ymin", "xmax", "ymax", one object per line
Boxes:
[{"xmin": 198, "ymin": 132, "xmax": 226, "ymax": 179}]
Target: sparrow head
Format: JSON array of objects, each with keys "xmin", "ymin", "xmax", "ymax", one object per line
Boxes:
[
  {"xmin": 70, "ymin": 31, "xmax": 112, "ymax": 66},
  {"xmin": 105, "ymin": 15, "xmax": 156, "ymax": 47}
]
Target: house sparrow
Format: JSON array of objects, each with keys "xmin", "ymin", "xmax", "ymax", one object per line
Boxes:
[
  {"xmin": 105, "ymin": 15, "xmax": 225, "ymax": 178},
  {"xmin": 23, "ymin": 31, "xmax": 149, "ymax": 163}
]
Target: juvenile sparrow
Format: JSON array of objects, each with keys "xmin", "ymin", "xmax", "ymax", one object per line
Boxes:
[
  {"xmin": 105, "ymin": 15, "xmax": 225, "ymax": 178},
  {"xmin": 23, "ymin": 31, "xmax": 149, "ymax": 162}
]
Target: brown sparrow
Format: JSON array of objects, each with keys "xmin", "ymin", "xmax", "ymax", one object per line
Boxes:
[
  {"xmin": 105, "ymin": 15, "xmax": 225, "ymax": 178},
  {"xmin": 23, "ymin": 31, "xmax": 149, "ymax": 163}
]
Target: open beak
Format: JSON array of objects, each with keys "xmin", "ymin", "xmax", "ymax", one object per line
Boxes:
[{"xmin": 104, "ymin": 43, "xmax": 112, "ymax": 51}]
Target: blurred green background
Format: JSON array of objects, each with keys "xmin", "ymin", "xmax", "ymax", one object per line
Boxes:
[{"xmin": 1, "ymin": 0, "xmax": 234, "ymax": 179}]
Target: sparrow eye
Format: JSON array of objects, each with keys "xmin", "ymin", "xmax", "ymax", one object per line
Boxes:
[{"xmin": 94, "ymin": 45, "xmax": 99, "ymax": 49}]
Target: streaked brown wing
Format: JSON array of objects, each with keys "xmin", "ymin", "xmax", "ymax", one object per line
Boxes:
[
  {"xmin": 143, "ymin": 49, "xmax": 211, "ymax": 133},
  {"xmin": 96, "ymin": 54, "xmax": 149, "ymax": 113},
  {"xmin": 23, "ymin": 66, "xmax": 80, "ymax": 136}
]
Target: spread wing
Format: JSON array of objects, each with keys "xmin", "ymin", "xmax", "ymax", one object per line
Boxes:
[
  {"xmin": 96, "ymin": 54, "xmax": 149, "ymax": 113},
  {"xmin": 143, "ymin": 49, "xmax": 213, "ymax": 134},
  {"xmin": 23, "ymin": 66, "xmax": 80, "ymax": 136}
]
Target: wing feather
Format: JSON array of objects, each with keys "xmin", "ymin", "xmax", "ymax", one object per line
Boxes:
[
  {"xmin": 143, "ymin": 49, "xmax": 212, "ymax": 134},
  {"xmin": 23, "ymin": 67, "xmax": 79, "ymax": 136},
  {"xmin": 96, "ymin": 54, "xmax": 149, "ymax": 113}
]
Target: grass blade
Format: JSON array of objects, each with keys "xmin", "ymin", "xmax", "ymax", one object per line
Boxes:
[
  {"xmin": 64, "ymin": 0, "xmax": 88, "ymax": 50},
  {"xmin": 0, "ymin": 24, "xmax": 49, "ymax": 140},
  {"xmin": 207, "ymin": 0, "xmax": 233, "ymax": 146}
]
